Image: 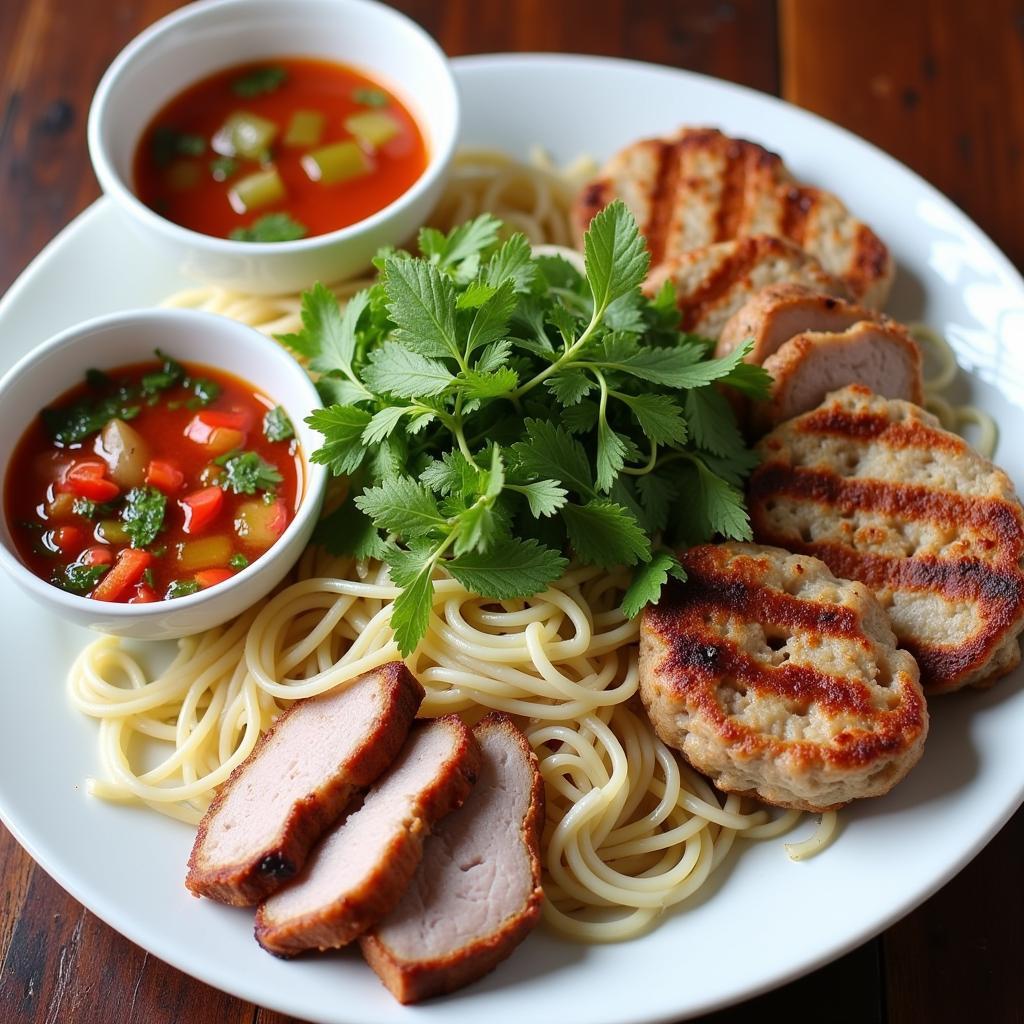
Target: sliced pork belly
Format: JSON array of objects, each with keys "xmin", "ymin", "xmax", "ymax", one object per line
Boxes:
[
  {"xmin": 575, "ymin": 126, "xmax": 893, "ymax": 306},
  {"xmin": 360, "ymin": 714, "xmax": 544, "ymax": 1004},
  {"xmin": 715, "ymin": 283, "xmax": 882, "ymax": 363},
  {"xmin": 254, "ymin": 716, "xmax": 480, "ymax": 956},
  {"xmin": 752, "ymin": 320, "xmax": 924, "ymax": 431},
  {"xmin": 642, "ymin": 235, "xmax": 845, "ymax": 341},
  {"xmin": 186, "ymin": 663, "xmax": 423, "ymax": 906}
]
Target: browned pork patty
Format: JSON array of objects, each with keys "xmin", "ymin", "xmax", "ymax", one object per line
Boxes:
[
  {"xmin": 575, "ymin": 127, "xmax": 893, "ymax": 306},
  {"xmin": 749, "ymin": 386, "xmax": 1024, "ymax": 693},
  {"xmin": 642, "ymin": 235, "xmax": 845, "ymax": 341},
  {"xmin": 639, "ymin": 543, "xmax": 928, "ymax": 811}
]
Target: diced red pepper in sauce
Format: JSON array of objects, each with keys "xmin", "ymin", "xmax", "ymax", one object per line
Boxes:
[
  {"xmin": 180, "ymin": 486, "xmax": 225, "ymax": 535},
  {"xmin": 4, "ymin": 356, "xmax": 302, "ymax": 603}
]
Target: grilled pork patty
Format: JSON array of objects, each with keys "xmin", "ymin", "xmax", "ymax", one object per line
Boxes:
[
  {"xmin": 642, "ymin": 234, "xmax": 845, "ymax": 341},
  {"xmin": 575, "ymin": 126, "xmax": 893, "ymax": 307},
  {"xmin": 749, "ymin": 386, "xmax": 1024, "ymax": 693},
  {"xmin": 639, "ymin": 543, "xmax": 928, "ymax": 811}
]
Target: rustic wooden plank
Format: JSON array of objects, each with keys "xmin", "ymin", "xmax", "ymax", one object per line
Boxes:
[
  {"xmin": 883, "ymin": 812, "xmax": 1024, "ymax": 1023},
  {"xmin": 781, "ymin": 2, "xmax": 1024, "ymax": 1021},
  {"xmin": 0, "ymin": 831, "xmax": 36, "ymax": 971},
  {"xmin": 394, "ymin": 0, "xmax": 778, "ymax": 91},
  {"xmin": 779, "ymin": 0, "xmax": 1024, "ymax": 268}
]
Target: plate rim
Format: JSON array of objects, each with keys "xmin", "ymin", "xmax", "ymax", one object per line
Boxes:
[{"xmin": 1, "ymin": 50, "xmax": 1023, "ymax": 1024}]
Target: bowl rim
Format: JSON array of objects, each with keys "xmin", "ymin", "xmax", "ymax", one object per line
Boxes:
[
  {"xmin": 86, "ymin": 0, "xmax": 460, "ymax": 256},
  {"xmin": 0, "ymin": 306, "xmax": 328, "ymax": 620}
]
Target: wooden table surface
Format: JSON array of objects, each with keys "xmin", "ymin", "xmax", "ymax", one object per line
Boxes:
[{"xmin": 2, "ymin": 1, "xmax": 1022, "ymax": 1021}]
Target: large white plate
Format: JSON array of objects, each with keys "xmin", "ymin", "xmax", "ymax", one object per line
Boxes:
[{"xmin": 2, "ymin": 54, "xmax": 1023, "ymax": 1024}]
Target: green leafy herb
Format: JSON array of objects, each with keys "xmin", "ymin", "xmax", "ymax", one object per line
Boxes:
[
  {"xmin": 230, "ymin": 212, "xmax": 309, "ymax": 242},
  {"xmin": 229, "ymin": 553, "xmax": 249, "ymax": 570},
  {"xmin": 72, "ymin": 497, "xmax": 118, "ymax": 520},
  {"xmin": 352, "ymin": 87, "xmax": 389, "ymax": 107},
  {"xmin": 141, "ymin": 350, "xmax": 185, "ymax": 395},
  {"xmin": 229, "ymin": 213, "xmax": 309, "ymax": 243},
  {"xmin": 302, "ymin": 202, "xmax": 767, "ymax": 652},
  {"xmin": 166, "ymin": 579, "xmax": 200, "ymax": 599},
  {"xmin": 215, "ymin": 450, "xmax": 283, "ymax": 495},
  {"xmin": 151, "ymin": 126, "xmax": 206, "ymax": 168},
  {"xmin": 231, "ymin": 65, "xmax": 287, "ymax": 98},
  {"xmin": 189, "ymin": 378, "xmax": 221, "ymax": 408},
  {"xmin": 53, "ymin": 562, "xmax": 109, "ymax": 594},
  {"xmin": 41, "ymin": 395, "xmax": 141, "ymax": 445},
  {"xmin": 122, "ymin": 487, "xmax": 167, "ymax": 548},
  {"xmin": 209, "ymin": 156, "xmax": 238, "ymax": 181},
  {"xmin": 263, "ymin": 405, "xmax": 295, "ymax": 442}
]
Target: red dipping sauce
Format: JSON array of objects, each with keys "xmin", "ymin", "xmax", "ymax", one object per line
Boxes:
[
  {"xmin": 133, "ymin": 57, "xmax": 428, "ymax": 241},
  {"xmin": 4, "ymin": 356, "xmax": 302, "ymax": 603}
]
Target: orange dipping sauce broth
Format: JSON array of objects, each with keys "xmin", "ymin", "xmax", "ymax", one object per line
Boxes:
[{"xmin": 133, "ymin": 57, "xmax": 428, "ymax": 240}]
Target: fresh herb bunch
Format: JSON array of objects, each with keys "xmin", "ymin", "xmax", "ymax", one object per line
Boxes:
[{"xmin": 281, "ymin": 202, "xmax": 769, "ymax": 655}]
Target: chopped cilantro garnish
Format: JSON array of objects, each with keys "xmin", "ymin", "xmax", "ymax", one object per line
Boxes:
[
  {"xmin": 209, "ymin": 156, "xmax": 238, "ymax": 181},
  {"xmin": 141, "ymin": 350, "xmax": 186, "ymax": 395},
  {"xmin": 142, "ymin": 568, "xmax": 155, "ymax": 588},
  {"xmin": 229, "ymin": 213, "xmax": 309, "ymax": 243},
  {"xmin": 41, "ymin": 396, "xmax": 141, "ymax": 445},
  {"xmin": 231, "ymin": 66, "xmax": 287, "ymax": 98},
  {"xmin": 352, "ymin": 87, "xmax": 389, "ymax": 108},
  {"xmin": 214, "ymin": 450, "xmax": 283, "ymax": 495},
  {"xmin": 122, "ymin": 487, "xmax": 167, "ymax": 548},
  {"xmin": 85, "ymin": 368, "xmax": 112, "ymax": 390},
  {"xmin": 166, "ymin": 579, "xmax": 200, "ymax": 599},
  {"xmin": 229, "ymin": 553, "xmax": 249, "ymax": 570},
  {"xmin": 72, "ymin": 497, "xmax": 119, "ymax": 520},
  {"xmin": 151, "ymin": 126, "xmax": 206, "ymax": 168},
  {"xmin": 263, "ymin": 406, "xmax": 294, "ymax": 442},
  {"xmin": 189, "ymin": 378, "xmax": 222, "ymax": 408},
  {"xmin": 53, "ymin": 562, "xmax": 109, "ymax": 594}
]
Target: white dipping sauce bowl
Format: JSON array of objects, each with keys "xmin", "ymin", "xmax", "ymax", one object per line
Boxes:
[
  {"xmin": 0, "ymin": 309, "xmax": 327, "ymax": 639},
  {"xmin": 88, "ymin": 0, "xmax": 459, "ymax": 294}
]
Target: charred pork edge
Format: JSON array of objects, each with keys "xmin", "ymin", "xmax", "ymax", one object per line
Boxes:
[
  {"xmin": 358, "ymin": 713, "xmax": 545, "ymax": 1005},
  {"xmin": 253, "ymin": 716, "xmax": 482, "ymax": 956},
  {"xmin": 185, "ymin": 662, "xmax": 424, "ymax": 906}
]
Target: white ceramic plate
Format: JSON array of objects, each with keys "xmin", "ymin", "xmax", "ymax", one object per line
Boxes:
[{"xmin": 1, "ymin": 55, "xmax": 1023, "ymax": 1024}]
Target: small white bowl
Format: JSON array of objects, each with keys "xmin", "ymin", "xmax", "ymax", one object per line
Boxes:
[
  {"xmin": 0, "ymin": 309, "xmax": 327, "ymax": 639},
  {"xmin": 88, "ymin": 0, "xmax": 459, "ymax": 294}
]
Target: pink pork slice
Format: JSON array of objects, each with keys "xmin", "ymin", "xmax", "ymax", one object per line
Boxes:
[
  {"xmin": 255, "ymin": 716, "xmax": 481, "ymax": 956},
  {"xmin": 359, "ymin": 713, "xmax": 545, "ymax": 1004},
  {"xmin": 186, "ymin": 663, "xmax": 423, "ymax": 906}
]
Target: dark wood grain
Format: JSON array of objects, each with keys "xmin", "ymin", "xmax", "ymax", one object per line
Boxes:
[{"xmin": 0, "ymin": 1, "xmax": 1021, "ymax": 1022}]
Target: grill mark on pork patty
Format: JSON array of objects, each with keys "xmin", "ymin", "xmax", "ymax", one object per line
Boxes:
[
  {"xmin": 852, "ymin": 224, "xmax": 892, "ymax": 299},
  {"xmin": 794, "ymin": 405, "xmax": 968, "ymax": 452},
  {"xmin": 749, "ymin": 463, "xmax": 1024, "ymax": 544},
  {"xmin": 645, "ymin": 600, "xmax": 925, "ymax": 771},
  {"xmin": 714, "ymin": 139, "xmax": 752, "ymax": 242},
  {"xmin": 780, "ymin": 185, "xmax": 816, "ymax": 247},
  {"xmin": 644, "ymin": 139, "xmax": 684, "ymax": 266},
  {"xmin": 677, "ymin": 548, "xmax": 865, "ymax": 641},
  {"xmin": 747, "ymin": 537, "xmax": 1024, "ymax": 688},
  {"xmin": 675, "ymin": 235, "xmax": 767, "ymax": 331}
]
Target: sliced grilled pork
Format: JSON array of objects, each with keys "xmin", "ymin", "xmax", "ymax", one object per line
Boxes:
[
  {"xmin": 360, "ymin": 714, "xmax": 544, "ymax": 1004},
  {"xmin": 715, "ymin": 283, "xmax": 882, "ymax": 363},
  {"xmin": 749, "ymin": 386, "xmax": 1024, "ymax": 693},
  {"xmin": 642, "ymin": 235, "xmax": 845, "ymax": 341},
  {"xmin": 575, "ymin": 126, "xmax": 893, "ymax": 306},
  {"xmin": 752, "ymin": 320, "xmax": 923, "ymax": 431},
  {"xmin": 186, "ymin": 663, "xmax": 423, "ymax": 906},
  {"xmin": 254, "ymin": 716, "xmax": 480, "ymax": 956},
  {"xmin": 639, "ymin": 543, "xmax": 928, "ymax": 811}
]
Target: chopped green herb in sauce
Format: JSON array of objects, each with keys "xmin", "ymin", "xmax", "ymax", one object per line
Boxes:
[
  {"xmin": 231, "ymin": 66, "xmax": 288, "ymax": 98},
  {"xmin": 263, "ymin": 406, "xmax": 294, "ymax": 442},
  {"xmin": 229, "ymin": 213, "xmax": 309, "ymax": 243}
]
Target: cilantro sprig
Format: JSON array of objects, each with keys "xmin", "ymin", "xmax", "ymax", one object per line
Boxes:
[{"xmin": 290, "ymin": 202, "xmax": 770, "ymax": 654}]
